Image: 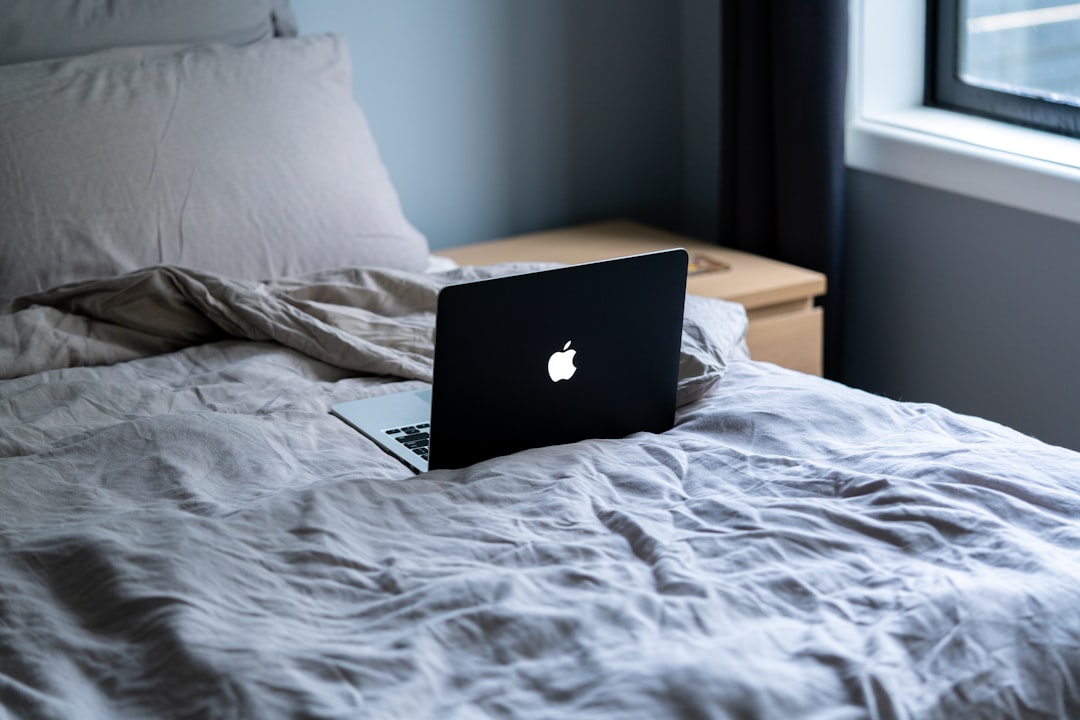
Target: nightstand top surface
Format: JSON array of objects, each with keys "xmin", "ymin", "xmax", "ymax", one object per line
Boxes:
[{"xmin": 437, "ymin": 220, "xmax": 826, "ymax": 310}]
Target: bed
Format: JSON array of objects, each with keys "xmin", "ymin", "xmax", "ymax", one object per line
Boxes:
[{"xmin": 2, "ymin": 3, "xmax": 1080, "ymax": 718}]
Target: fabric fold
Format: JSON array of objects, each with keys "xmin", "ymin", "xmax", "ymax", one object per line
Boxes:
[{"xmin": 3, "ymin": 263, "xmax": 748, "ymax": 406}]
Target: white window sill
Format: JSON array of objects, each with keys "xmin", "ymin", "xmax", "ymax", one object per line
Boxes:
[{"xmin": 846, "ymin": 0, "xmax": 1080, "ymax": 226}]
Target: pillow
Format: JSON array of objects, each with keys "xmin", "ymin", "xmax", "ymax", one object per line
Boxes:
[
  {"xmin": 0, "ymin": 34, "xmax": 429, "ymax": 301},
  {"xmin": 0, "ymin": 0, "xmax": 298, "ymax": 66}
]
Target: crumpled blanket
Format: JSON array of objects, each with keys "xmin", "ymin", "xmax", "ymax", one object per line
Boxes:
[
  {"xmin": 2, "ymin": 263, "xmax": 746, "ymax": 405},
  {"xmin": 2, "ymin": 264, "xmax": 1080, "ymax": 720}
]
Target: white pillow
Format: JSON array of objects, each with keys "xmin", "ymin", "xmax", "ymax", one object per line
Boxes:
[{"xmin": 0, "ymin": 34, "xmax": 429, "ymax": 301}]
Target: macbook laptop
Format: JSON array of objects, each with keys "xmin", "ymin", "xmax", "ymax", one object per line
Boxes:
[{"xmin": 331, "ymin": 248, "xmax": 688, "ymax": 473}]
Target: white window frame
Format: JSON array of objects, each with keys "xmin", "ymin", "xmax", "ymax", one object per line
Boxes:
[{"xmin": 846, "ymin": 0, "xmax": 1080, "ymax": 225}]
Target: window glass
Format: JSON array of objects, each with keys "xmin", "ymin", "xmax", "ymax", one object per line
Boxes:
[{"xmin": 960, "ymin": 0, "xmax": 1080, "ymax": 106}]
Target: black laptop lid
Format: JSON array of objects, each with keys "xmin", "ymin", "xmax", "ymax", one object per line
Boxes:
[{"xmin": 428, "ymin": 249, "xmax": 688, "ymax": 470}]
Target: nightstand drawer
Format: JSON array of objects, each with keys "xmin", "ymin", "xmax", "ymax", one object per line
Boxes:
[{"xmin": 745, "ymin": 307, "xmax": 823, "ymax": 376}]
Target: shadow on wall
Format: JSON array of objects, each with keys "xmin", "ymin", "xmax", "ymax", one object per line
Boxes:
[
  {"xmin": 843, "ymin": 169, "xmax": 1080, "ymax": 452},
  {"xmin": 461, "ymin": 0, "xmax": 686, "ymax": 246}
]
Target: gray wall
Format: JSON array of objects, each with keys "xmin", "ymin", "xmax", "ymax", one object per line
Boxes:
[
  {"xmin": 844, "ymin": 169, "xmax": 1080, "ymax": 451},
  {"xmin": 292, "ymin": 0, "xmax": 719, "ymax": 249}
]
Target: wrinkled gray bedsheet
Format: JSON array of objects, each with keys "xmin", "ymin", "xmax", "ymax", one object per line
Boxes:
[{"xmin": 2, "ymin": 266, "xmax": 1079, "ymax": 720}]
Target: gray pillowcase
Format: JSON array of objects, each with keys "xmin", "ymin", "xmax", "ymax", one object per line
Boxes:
[
  {"xmin": 0, "ymin": 34, "xmax": 429, "ymax": 301},
  {"xmin": 0, "ymin": 0, "xmax": 298, "ymax": 66}
]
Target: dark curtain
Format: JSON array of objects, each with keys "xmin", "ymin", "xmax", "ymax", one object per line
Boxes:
[{"xmin": 720, "ymin": 1, "xmax": 848, "ymax": 379}]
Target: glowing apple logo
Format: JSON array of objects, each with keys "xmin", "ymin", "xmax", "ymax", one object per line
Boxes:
[{"xmin": 547, "ymin": 340, "xmax": 578, "ymax": 382}]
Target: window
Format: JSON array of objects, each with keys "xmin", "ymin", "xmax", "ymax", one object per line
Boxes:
[
  {"xmin": 929, "ymin": 0, "xmax": 1080, "ymax": 137},
  {"xmin": 846, "ymin": 0, "xmax": 1080, "ymax": 227}
]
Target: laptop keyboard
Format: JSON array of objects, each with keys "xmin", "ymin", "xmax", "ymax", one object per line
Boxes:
[{"xmin": 384, "ymin": 423, "xmax": 430, "ymax": 461}]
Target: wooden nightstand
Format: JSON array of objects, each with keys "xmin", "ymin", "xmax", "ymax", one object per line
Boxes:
[{"xmin": 437, "ymin": 220, "xmax": 827, "ymax": 376}]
